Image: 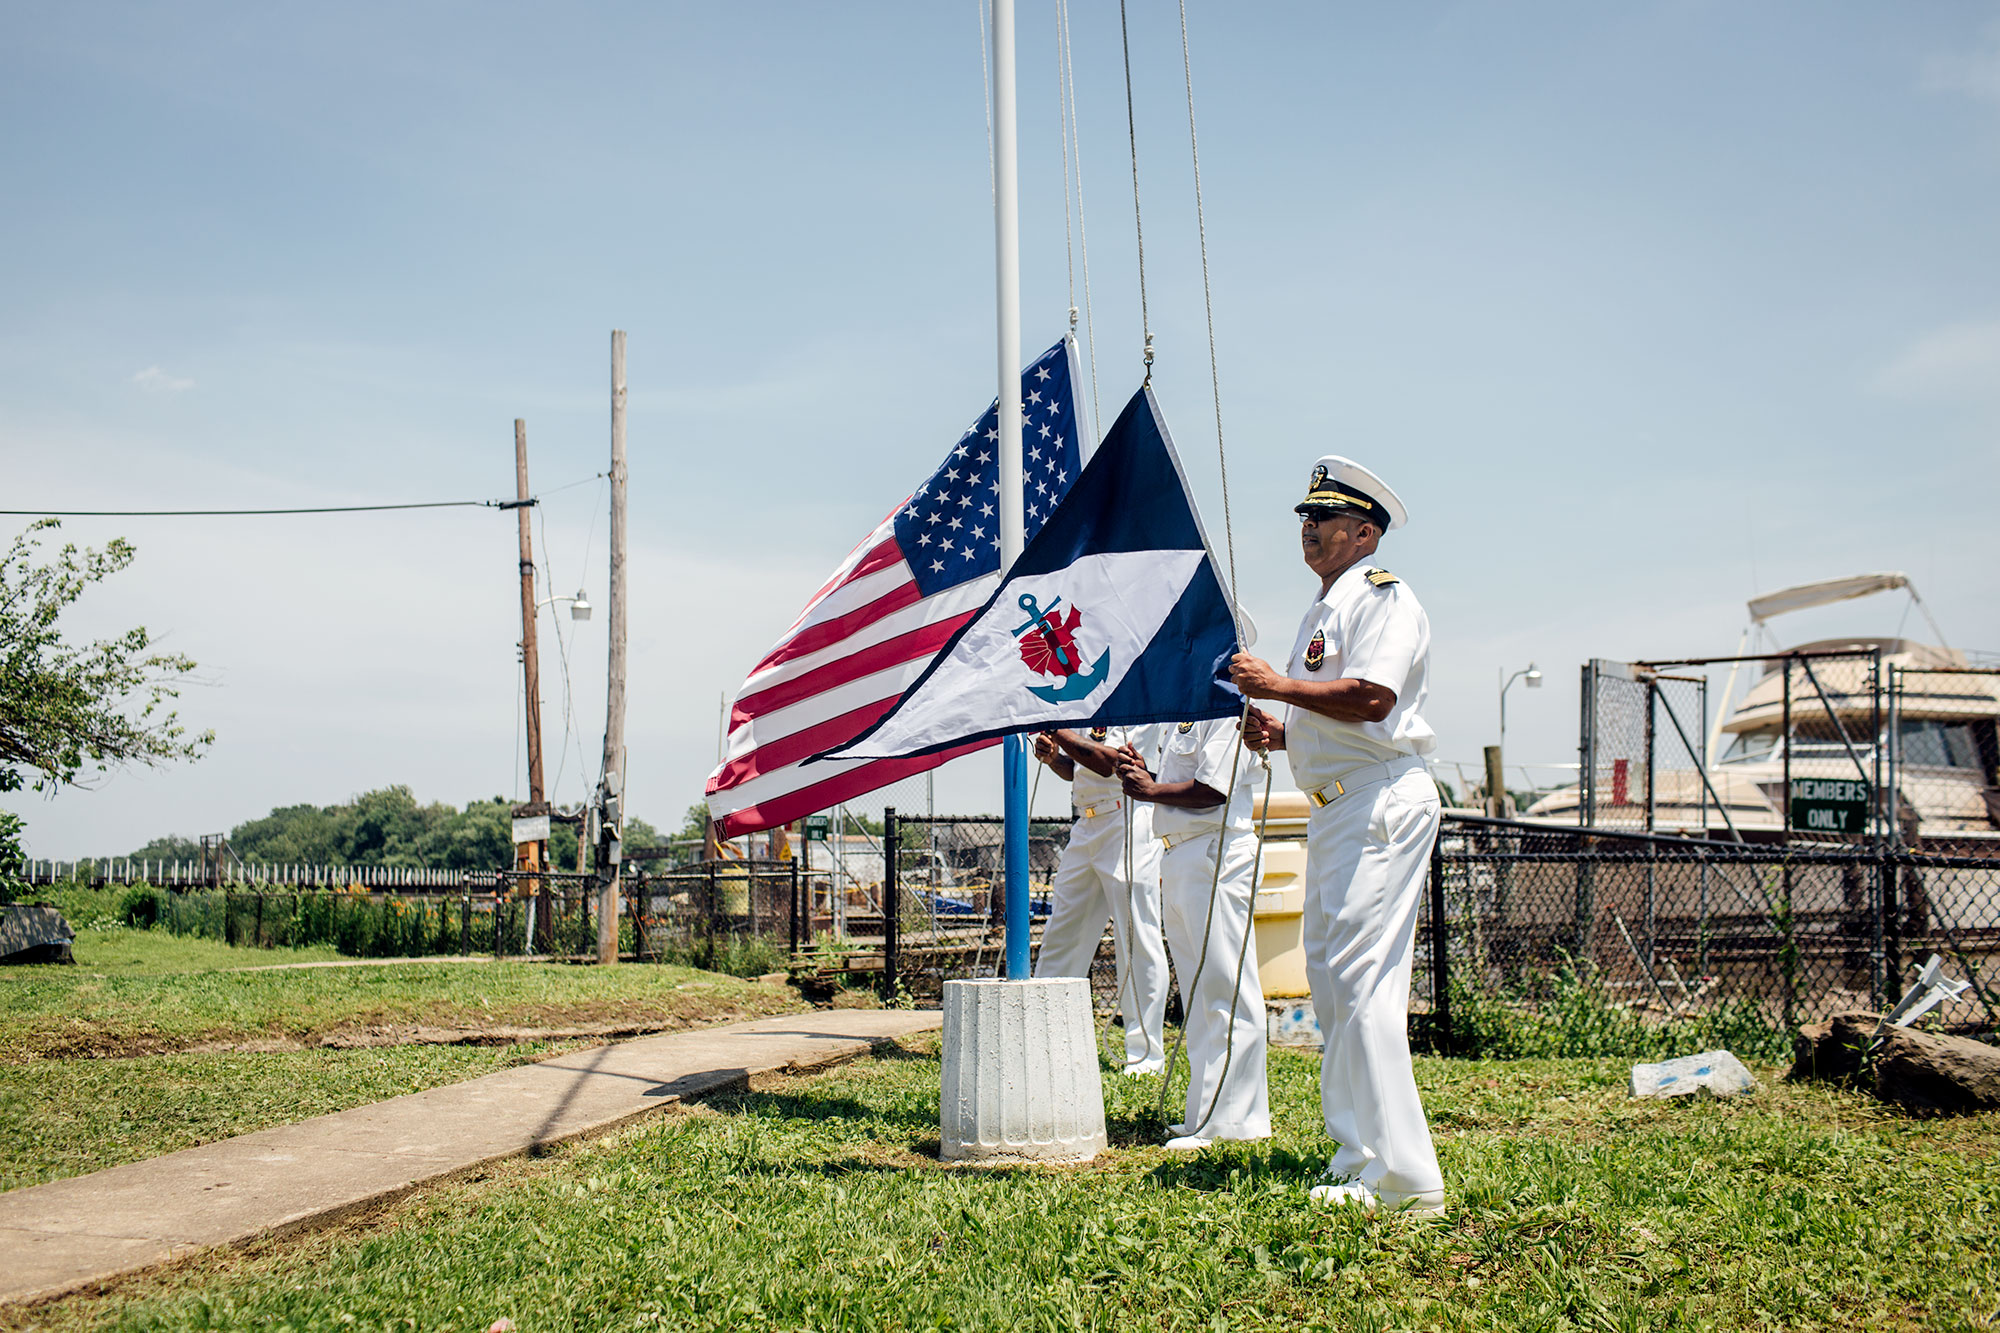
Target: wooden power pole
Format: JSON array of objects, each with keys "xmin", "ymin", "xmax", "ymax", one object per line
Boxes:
[
  {"xmin": 513, "ymin": 419, "xmax": 551, "ymax": 946},
  {"xmin": 595, "ymin": 331, "xmax": 629, "ymax": 964}
]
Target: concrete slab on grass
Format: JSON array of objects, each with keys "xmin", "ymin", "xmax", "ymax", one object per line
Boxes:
[{"xmin": 0, "ymin": 1008, "xmax": 941, "ymax": 1307}]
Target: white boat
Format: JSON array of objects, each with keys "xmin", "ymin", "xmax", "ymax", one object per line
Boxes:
[{"xmin": 1525, "ymin": 573, "xmax": 2000, "ymax": 839}]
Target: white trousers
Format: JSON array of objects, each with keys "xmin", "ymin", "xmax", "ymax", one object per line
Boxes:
[
  {"xmin": 1304, "ymin": 763, "xmax": 1443, "ymax": 1203},
  {"xmin": 1160, "ymin": 824, "xmax": 1270, "ymax": 1140},
  {"xmin": 1033, "ymin": 803, "xmax": 1169, "ymax": 1072}
]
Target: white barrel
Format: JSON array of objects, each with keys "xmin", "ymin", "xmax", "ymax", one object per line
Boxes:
[{"xmin": 940, "ymin": 977, "xmax": 1107, "ymax": 1163}]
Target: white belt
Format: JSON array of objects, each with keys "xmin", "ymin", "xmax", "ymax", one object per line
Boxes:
[
  {"xmin": 1158, "ymin": 826, "xmax": 1219, "ymax": 851},
  {"xmin": 1303, "ymin": 755, "xmax": 1425, "ymax": 808},
  {"xmin": 1077, "ymin": 798, "xmax": 1123, "ymax": 820}
]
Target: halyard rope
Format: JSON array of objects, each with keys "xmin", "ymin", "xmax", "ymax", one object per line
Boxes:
[
  {"xmin": 1055, "ymin": 0, "xmax": 1105, "ymax": 442},
  {"xmin": 1117, "ymin": 0, "xmax": 1154, "ymax": 386}
]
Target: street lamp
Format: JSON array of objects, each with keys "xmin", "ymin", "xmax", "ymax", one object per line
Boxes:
[
  {"xmin": 538, "ymin": 589, "xmax": 593, "ymax": 622},
  {"xmin": 1499, "ymin": 662, "xmax": 1542, "ymax": 753},
  {"xmin": 1488, "ymin": 663, "xmax": 1542, "ymax": 816}
]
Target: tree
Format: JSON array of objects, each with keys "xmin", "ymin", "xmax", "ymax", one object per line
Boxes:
[{"xmin": 0, "ymin": 520, "xmax": 210, "ymax": 792}]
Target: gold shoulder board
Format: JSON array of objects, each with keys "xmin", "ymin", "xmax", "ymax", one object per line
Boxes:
[{"xmin": 1365, "ymin": 568, "xmax": 1398, "ymax": 587}]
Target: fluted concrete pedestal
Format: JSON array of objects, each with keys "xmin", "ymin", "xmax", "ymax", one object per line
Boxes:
[{"xmin": 940, "ymin": 977, "xmax": 1107, "ymax": 1163}]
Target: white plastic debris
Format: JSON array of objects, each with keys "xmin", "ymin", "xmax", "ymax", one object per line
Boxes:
[
  {"xmin": 1873, "ymin": 954, "xmax": 1971, "ymax": 1038},
  {"xmin": 1629, "ymin": 1049, "xmax": 1758, "ymax": 1099}
]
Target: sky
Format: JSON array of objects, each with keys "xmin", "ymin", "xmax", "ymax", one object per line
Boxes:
[{"xmin": 3, "ymin": 2, "xmax": 1997, "ymax": 857}]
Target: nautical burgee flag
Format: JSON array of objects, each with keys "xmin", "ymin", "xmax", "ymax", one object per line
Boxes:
[
  {"xmin": 704, "ymin": 338, "xmax": 1086, "ymax": 840},
  {"xmin": 820, "ymin": 386, "xmax": 1243, "ymax": 762}
]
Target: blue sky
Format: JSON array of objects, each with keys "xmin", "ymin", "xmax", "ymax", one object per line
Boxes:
[{"xmin": 4, "ymin": 2, "xmax": 1997, "ymax": 855}]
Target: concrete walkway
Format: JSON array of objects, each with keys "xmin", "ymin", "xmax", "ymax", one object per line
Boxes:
[{"xmin": 0, "ymin": 1008, "xmax": 943, "ymax": 1307}]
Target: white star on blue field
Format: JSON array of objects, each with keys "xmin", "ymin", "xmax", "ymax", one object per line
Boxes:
[{"xmin": 894, "ymin": 341, "xmax": 1082, "ymax": 596}]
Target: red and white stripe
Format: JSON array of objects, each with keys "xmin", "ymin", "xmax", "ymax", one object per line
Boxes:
[{"xmin": 704, "ymin": 508, "xmax": 997, "ymax": 839}]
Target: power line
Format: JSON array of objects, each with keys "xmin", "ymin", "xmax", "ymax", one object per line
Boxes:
[
  {"xmin": 2, "ymin": 500, "xmax": 502, "ymax": 517},
  {"xmin": 2, "ymin": 474, "xmax": 607, "ymax": 518}
]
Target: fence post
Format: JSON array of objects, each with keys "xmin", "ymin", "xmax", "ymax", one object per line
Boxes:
[
  {"xmin": 789, "ymin": 858, "xmax": 801, "ymax": 958},
  {"xmin": 223, "ymin": 889, "xmax": 235, "ymax": 946},
  {"xmin": 712, "ymin": 860, "xmax": 728, "ymax": 964},
  {"xmin": 1429, "ymin": 830, "xmax": 1450, "ymax": 1051},
  {"xmin": 882, "ymin": 808, "xmax": 900, "ymax": 1001},
  {"xmin": 255, "ymin": 892, "xmax": 264, "ymax": 949}
]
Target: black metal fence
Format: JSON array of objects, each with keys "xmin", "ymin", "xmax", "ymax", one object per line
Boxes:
[
  {"xmin": 76, "ymin": 870, "xmax": 609, "ymax": 958},
  {"xmin": 1421, "ymin": 814, "xmax": 2000, "ymax": 1039}
]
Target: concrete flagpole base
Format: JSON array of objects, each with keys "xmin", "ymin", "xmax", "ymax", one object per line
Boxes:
[{"xmin": 940, "ymin": 977, "xmax": 1107, "ymax": 1163}]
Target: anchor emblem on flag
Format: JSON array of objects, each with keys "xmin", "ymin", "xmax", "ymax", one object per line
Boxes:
[{"xmin": 1013, "ymin": 592, "xmax": 1111, "ymax": 704}]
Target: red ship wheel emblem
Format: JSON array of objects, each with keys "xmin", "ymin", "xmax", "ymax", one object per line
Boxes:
[{"xmin": 1012, "ymin": 593, "xmax": 1111, "ymax": 704}]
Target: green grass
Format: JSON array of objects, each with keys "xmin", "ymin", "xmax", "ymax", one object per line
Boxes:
[
  {"xmin": 0, "ymin": 928, "xmax": 805, "ymax": 1060},
  {"xmin": 17, "ymin": 1038, "xmax": 1998, "ymax": 1331},
  {"xmin": 59, "ymin": 923, "xmax": 348, "ymax": 975},
  {"xmin": 0, "ymin": 1042, "xmax": 590, "ymax": 1192}
]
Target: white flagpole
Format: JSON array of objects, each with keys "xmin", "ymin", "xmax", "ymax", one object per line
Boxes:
[
  {"xmin": 992, "ymin": 0, "xmax": 1030, "ymax": 980},
  {"xmin": 938, "ymin": 0, "xmax": 1105, "ymax": 1170}
]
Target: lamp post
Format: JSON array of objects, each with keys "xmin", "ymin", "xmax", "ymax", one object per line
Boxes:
[
  {"xmin": 1489, "ymin": 663, "xmax": 1542, "ymax": 815},
  {"xmin": 538, "ymin": 590, "xmax": 593, "ymax": 622},
  {"xmin": 1499, "ymin": 662, "xmax": 1543, "ymax": 753}
]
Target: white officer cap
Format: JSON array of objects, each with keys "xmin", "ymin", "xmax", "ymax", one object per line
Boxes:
[{"xmin": 1294, "ymin": 455, "xmax": 1407, "ymax": 532}]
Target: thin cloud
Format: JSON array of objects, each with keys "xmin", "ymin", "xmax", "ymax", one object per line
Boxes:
[
  {"xmin": 132, "ymin": 366, "xmax": 195, "ymax": 393},
  {"xmin": 1921, "ymin": 21, "xmax": 2000, "ymax": 104},
  {"xmin": 1872, "ymin": 321, "xmax": 2000, "ymax": 402}
]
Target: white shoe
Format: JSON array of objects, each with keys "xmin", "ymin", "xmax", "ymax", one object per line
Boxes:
[
  {"xmin": 1166, "ymin": 1122, "xmax": 1191, "ymax": 1137},
  {"xmin": 1309, "ymin": 1179, "xmax": 1376, "ymax": 1209},
  {"xmin": 1120, "ymin": 1061, "xmax": 1165, "ymax": 1076},
  {"xmin": 1378, "ymin": 1189, "xmax": 1447, "ymax": 1219},
  {"xmin": 1162, "ymin": 1134, "xmax": 1213, "ymax": 1151}
]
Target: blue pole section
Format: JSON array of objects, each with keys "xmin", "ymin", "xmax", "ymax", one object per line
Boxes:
[{"xmin": 1003, "ymin": 733, "xmax": 1030, "ymax": 979}]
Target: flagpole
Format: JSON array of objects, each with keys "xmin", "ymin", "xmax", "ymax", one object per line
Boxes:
[{"xmin": 992, "ymin": 0, "xmax": 1030, "ymax": 981}]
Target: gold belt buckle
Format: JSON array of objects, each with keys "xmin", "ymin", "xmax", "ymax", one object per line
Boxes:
[
  {"xmin": 1081, "ymin": 803, "xmax": 1098, "ymax": 819},
  {"xmin": 1306, "ymin": 779, "xmax": 1346, "ymax": 808}
]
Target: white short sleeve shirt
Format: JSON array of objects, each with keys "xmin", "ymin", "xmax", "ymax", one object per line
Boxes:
[
  {"xmin": 1069, "ymin": 724, "xmax": 1163, "ymax": 810},
  {"xmin": 1284, "ymin": 563, "xmax": 1436, "ymax": 791},
  {"xmin": 1151, "ymin": 717, "xmax": 1263, "ymax": 839}
]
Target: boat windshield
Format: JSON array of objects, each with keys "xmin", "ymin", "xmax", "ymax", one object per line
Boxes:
[
  {"xmin": 1901, "ymin": 719, "xmax": 1984, "ymax": 770},
  {"xmin": 1719, "ymin": 733, "xmax": 1778, "ymax": 764}
]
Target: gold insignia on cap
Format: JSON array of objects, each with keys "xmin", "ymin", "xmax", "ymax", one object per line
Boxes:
[
  {"xmin": 1310, "ymin": 463, "xmax": 1328, "ymax": 489},
  {"xmin": 1365, "ymin": 568, "xmax": 1399, "ymax": 587},
  {"xmin": 1304, "ymin": 629, "xmax": 1326, "ymax": 672}
]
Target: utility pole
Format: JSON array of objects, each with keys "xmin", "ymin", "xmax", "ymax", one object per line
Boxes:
[
  {"xmin": 595, "ymin": 331, "xmax": 629, "ymax": 964},
  {"xmin": 512, "ymin": 419, "xmax": 551, "ymax": 948}
]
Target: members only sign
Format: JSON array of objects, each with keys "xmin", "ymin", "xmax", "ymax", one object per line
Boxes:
[{"xmin": 1790, "ymin": 777, "xmax": 1871, "ymax": 834}]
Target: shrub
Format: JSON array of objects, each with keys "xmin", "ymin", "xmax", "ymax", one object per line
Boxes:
[
  {"xmin": 1421, "ymin": 959, "xmax": 1794, "ymax": 1065},
  {"xmin": 118, "ymin": 884, "xmax": 168, "ymax": 929}
]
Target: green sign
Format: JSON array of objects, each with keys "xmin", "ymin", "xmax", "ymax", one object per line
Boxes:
[
  {"xmin": 802, "ymin": 814, "xmax": 831, "ymax": 843},
  {"xmin": 1790, "ymin": 778, "xmax": 1871, "ymax": 834}
]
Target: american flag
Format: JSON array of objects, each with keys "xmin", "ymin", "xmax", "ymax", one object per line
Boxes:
[{"xmin": 705, "ymin": 338, "xmax": 1085, "ymax": 839}]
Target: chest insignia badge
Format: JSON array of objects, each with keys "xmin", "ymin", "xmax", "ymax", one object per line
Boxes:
[
  {"xmin": 1176, "ymin": 721, "xmax": 1195, "ymax": 734},
  {"xmin": 1088, "ymin": 727, "xmax": 1107, "ymax": 742},
  {"xmin": 1304, "ymin": 629, "xmax": 1326, "ymax": 672}
]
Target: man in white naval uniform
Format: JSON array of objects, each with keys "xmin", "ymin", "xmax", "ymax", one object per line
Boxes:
[
  {"xmin": 1030, "ymin": 726, "xmax": 1170, "ymax": 1074},
  {"xmin": 1116, "ymin": 717, "xmax": 1270, "ymax": 1149},
  {"xmin": 1229, "ymin": 455, "xmax": 1446, "ymax": 1216}
]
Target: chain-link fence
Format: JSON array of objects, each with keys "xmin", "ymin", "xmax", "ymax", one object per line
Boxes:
[
  {"xmin": 880, "ymin": 812, "xmax": 1070, "ymax": 999},
  {"xmin": 1890, "ymin": 665, "xmax": 2000, "ymax": 846},
  {"xmin": 1565, "ymin": 648, "xmax": 2000, "ymax": 847},
  {"xmin": 1425, "ymin": 814, "xmax": 2000, "ymax": 1039}
]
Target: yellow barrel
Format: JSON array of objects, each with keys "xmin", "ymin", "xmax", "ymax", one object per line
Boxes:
[{"xmin": 1251, "ymin": 834, "xmax": 1310, "ymax": 998}]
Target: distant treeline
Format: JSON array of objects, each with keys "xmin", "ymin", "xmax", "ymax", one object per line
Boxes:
[{"xmin": 124, "ymin": 785, "xmax": 669, "ymax": 873}]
